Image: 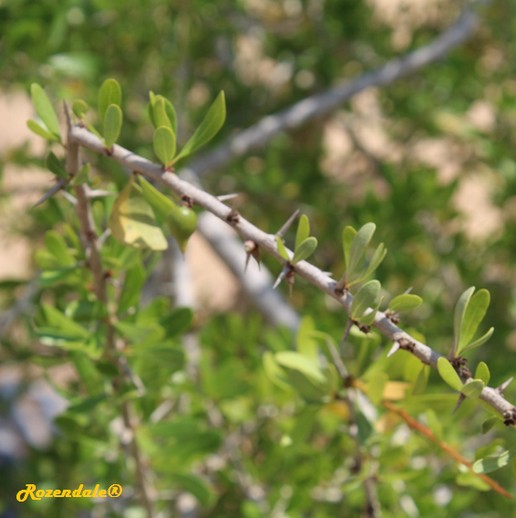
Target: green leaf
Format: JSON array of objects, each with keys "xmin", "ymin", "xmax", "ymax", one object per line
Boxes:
[
  {"xmin": 350, "ymin": 280, "xmax": 381, "ymax": 322},
  {"xmin": 454, "ymin": 287, "xmax": 475, "ymax": 352},
  {"xmin": 460, "ymin": 379, "xmax": 484, "ymax": 398},
  {"xmin": 30, "ymin": 83, "xmax": 61, "ymax": 140},
  {"xmin": 292, "ymin": 236, "xmax": 318, "ymax": 264},
  {"xmin": 263, "ymin": 351, "xmax": 291, "ymax": 391},
  {"xmin": 72, "ymin": 99, "xmax": 89, "ymax": 118},
  {"xmin": 38, "ymin": 304, "xmax": 90, "ymax": 342},
  {"xmin": 437, "ymin": 357, "xmax": 463, "ymax": 391},
  {"xmin": 149, "ymin": 92, "xmax": 178, "ymax": 133},
  {"xmin": 45, "ymin": 230, "xmax": 75, "ymax": 266},
  {"xmin": 160, "ymin": 307, "xmax": 194, "ymax": 338},
  {"xmin": 153, "ymin": 126, "xmax": 176, "ymax": 167},
  {"xmin": 474, "ymin": 361, "xmax": 490, "ymax": 384},
  {"xmin": 342, "ymin": 225, "xmax": 357, "ymax": 273},
  {"xmin": 27, "ymin": 119, "xmax": 58, "ymax": 141},
  {"xmin": 460, "ymin": 327, "xmax": 494, "ymax": 355},
  {"xmin": 348, "ymin": 222, "xmax": 376, "ymax": 274},
  {"xmin": 138, "ymin": 176, "xmax": 176, "ymax": 222},
  {"xmin": 388, "ymin": 293, "xmax": 423, "ymax": 313},
  {"xmin": 275, "ymin": 351, "xmax": 326, "ymax": 384},
  {"xmin": 169, "ymin": 473, "xmax": 214, "ymax": 507},
  {"xmin": 473, "ymin": 449, "xmax": 514, "ymax": 474},
  {"xmin": 295, "ymin": 214, "xmax": 310, "ymax": 250},
  {"xmin": 275, "ymin": 235, "xmax": 290, "ymax": 261},
  {"xmin": 174, "ymin": 91, "xmax": 226, "ymax": 163},
  {"xmin": 118, "ymin": 262, "xmax": 146, "ymax": 313},
  {"xmin": 456, "ymin": 288, "xmax": 491, "ymax": 355},
  {"xmin": 46, "ymin": 152, "xmax": 68, "ymax": 179},
  {"xmin": 109, "ymin": 177, "xmax": 168, "ymax": 251},
  {"xmin": 357, "ymin": 242, "xmax": 387, "ymax": 284},
  {"xmin": 103, "ymin": 104, "xmax": 123, "ymax": 148},
  {"xmin": 98, "ymin": 78, "xmax": 121, "ymax": 121}
]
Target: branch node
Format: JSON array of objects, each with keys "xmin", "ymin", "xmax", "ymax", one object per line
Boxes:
[{"xmin": 225, "ymin": 209, "xmax": 240, "ymax": 225}]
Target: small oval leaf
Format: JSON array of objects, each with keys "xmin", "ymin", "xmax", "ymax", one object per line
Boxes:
[
  {"xmin": 153, "ymin": 126, "xmax": 176, "ymax": 167},
  {"xmin": 98, "ymin": 78, "xmax": 122, "ymax": 121},
  {"xmin": 351, "ymin": 280, "xmax": 381, "ymax": 321},
  {"xmin": 461, "ymin": 379, "xmax": 484, "ymax": 398},
  {"xmin": 388, "ymin": 293, "xmax": 423, "ymax": 313},
  {"xmin": 27, "ymin": 119, "xmax": 58, "ymax": 141},
  {"xmin": 292, "ymin": 236, "xmax": 317, "ymax": 264},
  {"xmin": 103, "ymin": 104, "xmax": 123, "ymax": 148},
  {"xmin": 437, "ymin": 357, "xmax": 463, "ymax": 392},
  {"xmin": 474, "ymin": 361, "xmax": 490, "ymax": 385}
]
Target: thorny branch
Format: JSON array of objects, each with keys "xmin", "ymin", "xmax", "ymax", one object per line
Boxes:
[{"xmin": 66, "ymin": 122, "xmax": 516, "ymax": 424}]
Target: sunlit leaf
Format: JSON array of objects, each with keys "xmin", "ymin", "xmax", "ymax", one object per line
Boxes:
[
  {"xmin": 276, "ymin": 235, "xmax": 290, "ymax": 261},
  {"xmin": 174, "ymin": 91, "xmax": 226, "ymax": 163},
  {"xmin": 98, "ymin": 78, "xmax": 121, "ymax": 121},
  {"xmin": 437, "ymin": 357, "xmax": 463, "ymax": 392},
  {"xmin": 474, "ymin": 361, "xmax": 490, "ymax": 385},
  {"xmin": 153, "ymin": 125, "xmax": 176, "ymax": 167},
  {"xmin": 103, "ymin": 104, "xmax": 123, "ymax": 148},
  {"xmin": 109, "ymin": 177, "xmax": 168, "ymax": 251},
  {"xmin": 388, "ymin": 293, "xmax": 423, "ymax": 313},
  {"xmin": 460, "ymin": 327, "xmax": 494, "ymax": 355},
  {"xmin": 295, "ymin": 214, "xmax": 310, "ymax": 250},
  {"xmin": 27, "ymin": 119, "xmax": 58, "ymax": 141},
  {"xmin": 275, "ymin": 351, "xmax": 326, "ymax": 384},
  {"xmin": 72, "ymin": 99, "xmax": 89, "ymax": 118}
]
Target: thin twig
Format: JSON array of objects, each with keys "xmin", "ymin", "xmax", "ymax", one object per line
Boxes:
[{"xmin": 383, "ymin": 400, "xmax": 513, "ymax": 500}]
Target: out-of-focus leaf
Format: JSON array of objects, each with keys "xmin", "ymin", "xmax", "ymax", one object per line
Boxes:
[
  {"xmin": 460, "ymin": 379, "xmax": 484, "ymax": 398},
  {"xmin": 473, "ymin": 449, "xmax": 514, "ymax": 474}
]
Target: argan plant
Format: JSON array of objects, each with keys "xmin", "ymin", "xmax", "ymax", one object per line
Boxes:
[{"xmin": 1, "ymin": 2, "xmax": 515, "ymax": 517}]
